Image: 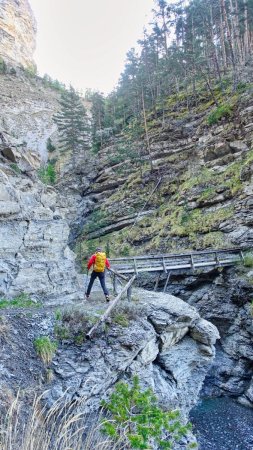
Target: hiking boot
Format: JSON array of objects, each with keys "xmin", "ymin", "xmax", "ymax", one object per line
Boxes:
[{"xmin": 105, "ymin": 295, "xmax": 110, "ymax": 302}]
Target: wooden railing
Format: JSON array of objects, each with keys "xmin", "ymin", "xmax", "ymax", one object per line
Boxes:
[{"xmin": 110, "ymin": 248, "xmax": 244, "ymax": 276}]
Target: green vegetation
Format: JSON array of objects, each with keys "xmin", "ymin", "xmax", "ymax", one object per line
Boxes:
[
  {"xmin": 101, "ymin": 375, "xmax": 193, "ymax": 449},
  {"xmin": 112, "ymin": 313, "xmax": 129, "ymax": 327},
  {"xmin": 42, "ymin": 74, "xmax": 66, "ymax": 92},
  {"xmin": 207, "ymin": 104, "xmax": 233, "ymax": 125},
  {"xmin": 53, "ymin": 86, "xmax": 90, "ymax": 155},
  {"xmin": 83, "ymin": 209, "xmax": 110, "ymax": 235},
  {"xmin": 0, "ymin": 293, "xmax": 38, "ymax": 309},
  {"xmin": 244, "ymin": 253, "xmax": 253, "ymax": 268},
  {"xmin": 24, "ymin": 65, "xmax": 37, "ymax": 77},
  {"xmin": 34, "ymin": 336, "xmax": 57, "ymax": 364},
  {"xmin": 9, "ymin": 163, "xmax": 22, "ymax": 174},
  {"xmin": 38, "ymin": 163, "xmax": 56, "ymax": 185},
  {"xmin": 54, "ymin": 306, "xmax": 97, "ymax": 344}
]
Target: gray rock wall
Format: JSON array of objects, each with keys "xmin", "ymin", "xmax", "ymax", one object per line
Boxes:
[{"xmin": 0, "ymin": 162, "xmax": 82, "ymax": 304}]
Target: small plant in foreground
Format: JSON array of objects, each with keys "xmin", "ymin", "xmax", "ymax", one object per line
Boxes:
[
  {"xmin": 34, "ymin": 336, "xmax": 57, "ymax": 364},
  {"xmin": 244, "ymin": 252, "xmax": 253, "ymax": 268},
  {"xmin": 101, "ymin": 375, "xmax": 192, "ymax": 449},
  {"xmin": 0, "ymin": 293, "xmax": 38, "ymax": 309}
]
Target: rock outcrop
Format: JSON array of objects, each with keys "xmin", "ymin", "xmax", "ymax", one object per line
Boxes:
[
  {"xmin": 46, "ymin": 290, "xmax": 219, "ymax": 416},
  {"xmin": 0, "ymin": 158, "xmax": 82, "ymax": 304},
  {"xmin": 163, "ymin": 266, "xmax": 253, "ymax": 407},
  {"xmin": 0, "ymin": 0, "xmax": 36, "ymax": 69}
]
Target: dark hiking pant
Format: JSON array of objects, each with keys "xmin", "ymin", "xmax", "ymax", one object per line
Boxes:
[{"xmin": 86, "ymin": 271, "xmax": 109, "ymax": 296}]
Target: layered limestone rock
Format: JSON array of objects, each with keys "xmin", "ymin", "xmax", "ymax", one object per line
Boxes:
[
  {"xmin": 0, "ymin": 0, "xmax": 36, "ymax": 69},
  {"xmin": 0, "ymin": 74, "xmax": 60, "ymax": 161},
  {"xmin": 80, "ymin": 89, "xmax": 253, "ymax": 254},
  {"xmin": 0, "ymin": 158, "xmax": 82, "ymax": 304}
]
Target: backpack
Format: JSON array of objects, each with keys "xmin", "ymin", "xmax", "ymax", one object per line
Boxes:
[{"xmin": 94, "ymin": 252, "xmax": 106, "ymax": 272}]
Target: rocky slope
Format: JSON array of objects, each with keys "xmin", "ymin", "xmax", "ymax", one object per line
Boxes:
[
  {"xmin": 0, "ymin": 0, "xmax": 36, "ymax": 69},
  {"xmin": 0, "ymin": 286, "xmax": 219, "ymax": 446}
]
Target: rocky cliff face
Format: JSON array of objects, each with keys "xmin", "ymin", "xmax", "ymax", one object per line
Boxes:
[
  {"xmin": 0, "ymin": 153, "xmax": 82, "ymax": 304},
  {"xmin": 0, "ymin": 0, "xmax": 36, "ymax": 69},
  {"xmin": 0, "ymin": 73, "xmax": 61, "ymax": 161}
]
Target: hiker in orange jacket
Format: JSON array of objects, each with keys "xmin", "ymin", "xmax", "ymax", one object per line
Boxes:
[{"xmin": 85, "ymin": 247, "xmax": 110, "ymax": 302}]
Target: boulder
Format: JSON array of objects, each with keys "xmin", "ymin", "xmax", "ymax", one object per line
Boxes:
[
  {"xmin": 190, "ymin": 318, "xmax": 220, "ymax": 345},
  {"xmin": 229, "ymin": 140, "xmax": 248, "ymax": 152}
]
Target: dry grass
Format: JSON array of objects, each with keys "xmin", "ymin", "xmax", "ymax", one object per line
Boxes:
[{"xmin": 0, "ymin": 392, "xmax": 124, "ymax": 450}]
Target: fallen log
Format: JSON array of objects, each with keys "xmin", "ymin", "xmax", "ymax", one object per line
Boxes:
[{"xmin": 86, "ymin": 275, "xmax": 136, "ymax": 340}]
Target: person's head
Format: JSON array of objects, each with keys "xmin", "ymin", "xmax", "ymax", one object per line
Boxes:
[{"xmin": 95, "ymin": 247, "xmax": 102, "ymax": 253}]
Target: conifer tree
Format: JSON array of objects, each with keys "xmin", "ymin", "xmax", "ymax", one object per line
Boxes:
[{"xmin": 53, "ymin": 86, "xmax": 89, "ymax": 154}]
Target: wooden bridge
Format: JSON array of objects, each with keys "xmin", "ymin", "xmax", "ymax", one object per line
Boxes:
[
  {"xmin": 110, "ymin": 248, "xmax": 244, "ymax": 292},
  {"xmin": 86, "ymin": 248, "xmax": 244, "ymax": 339}
]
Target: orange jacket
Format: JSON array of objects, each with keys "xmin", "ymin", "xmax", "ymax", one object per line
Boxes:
[{"xmin": 87, "ymin": 254, "xmax": 110, "ymax": 271}]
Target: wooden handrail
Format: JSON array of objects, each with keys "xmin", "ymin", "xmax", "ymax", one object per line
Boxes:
[{"xmin": 109, "ymin": 247, "xmax": 243, "ymax": 262}]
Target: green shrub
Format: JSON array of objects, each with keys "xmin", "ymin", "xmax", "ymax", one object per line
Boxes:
[
  {"xmin": 34, "ymin": 336, "xmax": 57, "ymax": 364},
  {"xmin": 101, "ymin": 375, "xmax": 192, "ymax": 449},
  {"xmin": 112, "ymin": 313, "xmax": 129, "ymax": 327},
  {"xmin": 24, "ymin": 65, "xmax": 37, "ymax": 77},
  {"xmin": 38, "ymin": 163, "xmax": 56, "ymax": 185},
  {"xmin": 0, "ymin": 293, "xmax": 38, "ymax": 309},
  {"xmin": 207, "ymin": 104, "xmax": 232, "ymax": 125},
  {"xmin": 244, "ymin": 252, "xmax": 253, "ymax": 268}
]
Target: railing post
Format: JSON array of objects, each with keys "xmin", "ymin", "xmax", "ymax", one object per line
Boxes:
[
  {"xmin": 215, "ymin": 252, "xmax": 220, "ymax": 266},
  {"xmin": 163, "ymin": 271, "xmax": 171, "ymax": 293},
  {"xmin": 190, "ymin": 254, "xmax": 195, "ymax": 270},
  {"xmin": 133, "ymin": 258, "xmax": 138, "ymax": 275}
]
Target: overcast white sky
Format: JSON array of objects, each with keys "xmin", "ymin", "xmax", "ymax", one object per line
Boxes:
[{"xmin": 29, "ymin": 0, "xmax": 154, "ymax": 94}]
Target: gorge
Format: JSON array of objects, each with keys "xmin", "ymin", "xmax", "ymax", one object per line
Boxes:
[{"xmin": 0, "ymin": 0, "xmax": 253, "ymax": 448}]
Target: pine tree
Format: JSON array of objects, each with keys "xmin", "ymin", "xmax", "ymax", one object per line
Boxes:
[{"xmin": 53, "ymin": 86, "xmax": 89, "ymax": 154}]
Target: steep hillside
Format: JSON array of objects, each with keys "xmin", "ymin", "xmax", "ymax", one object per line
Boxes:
[{"xmin": 79, "ymin": 83, "xmax": 253, "ymax": 258}]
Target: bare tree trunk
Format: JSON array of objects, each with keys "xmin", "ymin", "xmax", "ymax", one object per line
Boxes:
[
  {"xmin": 221, "ymin": 0, "xmax": 237, "ymax": 88},
  {"xmin": 141, "ymin": 86, "xmax": 153, "ymax": 171},
  {"xmin": 243, "ymin": 0, "xmax": 250, "ymax": 60},
  {"xmin": 219, "ymin": 0, "xmax": 228, "ymax": 72},
  {"xmin": 210, "ymin": 4, "xmax": 222, "ymax": 83}
]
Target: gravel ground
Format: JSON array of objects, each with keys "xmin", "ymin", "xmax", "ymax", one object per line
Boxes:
[{"xmin": 190, "ymin": 397, "xmax": 253, "ymax": 450}]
